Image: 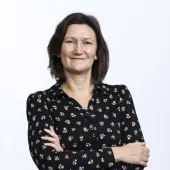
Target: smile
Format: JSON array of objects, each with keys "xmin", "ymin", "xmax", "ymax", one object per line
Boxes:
[{"xmin": 71, "ymin": 58, "xmax": 86, "ymax": 60}]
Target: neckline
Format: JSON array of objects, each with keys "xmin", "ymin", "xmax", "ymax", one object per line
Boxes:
[{"xmin": 52, "ymin": 78, "xmax": 108, "ymax": 98}]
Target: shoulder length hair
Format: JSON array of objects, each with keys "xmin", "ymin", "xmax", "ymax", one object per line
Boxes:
[{"xmin": 47, "ymin": 12, "xmax": 109, "ymax": 83}]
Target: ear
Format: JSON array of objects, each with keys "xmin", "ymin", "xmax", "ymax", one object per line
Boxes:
[{"xmin": 94, "ymin": 56, "xmax": 98, "ymax": 60}]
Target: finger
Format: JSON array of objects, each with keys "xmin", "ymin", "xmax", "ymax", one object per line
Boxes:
[
  {"xmin": 143, "ymin": 147, "xmax": 150, "ymax": 153},
  {"xmin": 42, "ymin": 136, "xmax": 63, "ymax": 152},
  {"xmin": 50, "ymin": 127, "xmax": 59, "ymax": 138},
  {"xmin": 41, "ymin": 136, "xmax": 55, "ymax": 142},
  {"xmin": 44, "ymin": 128, "xmax": 58, "ymax": 138},
  {"xmin": 139, "ymin": 160, "xmax": 147, "ymax": 167},
  {"xmin": 50, "ymin": 126, "xmax": 60, "ymax": 139},
  {"xmin": 141, "ymin": 155, "xmax": 149, "ymax": 163},
  {"xmin": 42, "ymin": 135, "xmax": 63, "ymax": 152},
  {"xmin": 44, "ymin": 143, "xmax": 55, "ymax": 148},
  {"xmin": 134, "ymin": 142, "xmax": 145, "ymax": 146},
  {"xmin": 44, "ymin": 143, "xmax": 62, "ymax": 152},
  {"xmin": 44, "ymin": 128, "xmax": 54, "ymax": 136},
  {"xmin": 140, "ymin": 142, "xmax": 146, "ymax": 146},
  {"xmin": 50, "ymin": 126, "xmax": 55, "ymax": 132},
  {"xmin": 44, "ymin": 128, "xmax": 59, "ymax": 140},
  {"xmin": 142, "ymin": 152, "xmax": 150, "ymax": 158}
]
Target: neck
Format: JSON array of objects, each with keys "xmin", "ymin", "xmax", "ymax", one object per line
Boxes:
[{"xmin": 61, "ymin": 70, "xmax": 94, "ymax": 96}]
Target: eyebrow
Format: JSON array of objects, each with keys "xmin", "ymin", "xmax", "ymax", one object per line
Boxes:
[{"xmin": 64, "ymin": 37, "xmax": 94, "ymax": 41}]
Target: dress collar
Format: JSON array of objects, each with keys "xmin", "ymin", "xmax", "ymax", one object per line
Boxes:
[{"xmin": 50, "ymin": 78, "xmax": 109, "ymax": 98}]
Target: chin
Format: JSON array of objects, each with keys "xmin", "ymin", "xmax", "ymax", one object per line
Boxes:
[{"xmin": 69, "ymin": 67, "xmax": 91, "ymax": 74}]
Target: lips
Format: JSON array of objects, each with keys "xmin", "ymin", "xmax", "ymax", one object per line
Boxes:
[{"xmin": 71, "ymin": 58, "xmax": 86, "ymax": 59}]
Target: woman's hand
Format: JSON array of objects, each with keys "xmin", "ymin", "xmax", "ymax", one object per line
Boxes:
[
  {"xmin": 41, "ymin": 126, "xmax": 64, "ymax": 152},
  {"xmin": 112, "ymin": 142, "xmax": 150, "ymax": 167}
]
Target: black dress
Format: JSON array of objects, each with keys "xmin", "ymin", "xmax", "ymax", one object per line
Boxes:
[{"xmin": 26, "ymin": 80, "xmax": 145, "ymax": 170}]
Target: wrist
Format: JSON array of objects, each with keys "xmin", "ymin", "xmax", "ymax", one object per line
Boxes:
[{"xmin": 111, "ymin": 146, "xmax": 122, "ymax": 162}]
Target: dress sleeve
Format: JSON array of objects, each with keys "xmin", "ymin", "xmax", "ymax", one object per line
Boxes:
[
  {"xmin": 26, "ymin": 92, "xmax": 115, "ymax": 170},
  {"xmin": 118, "ymin": 85, "xmax": 145, "ymax": 170}
]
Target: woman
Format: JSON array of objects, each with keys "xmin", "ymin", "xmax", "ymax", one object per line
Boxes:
[{"xmin": 26, "ymin": 13, "xmax": 150, "ymax": 170}]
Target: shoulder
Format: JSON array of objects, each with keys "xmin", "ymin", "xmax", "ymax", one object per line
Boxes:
[
  {"xmin": 26, "ymin": 83, "xmax": 57, "ymax": 103},
  {"xmin": 100, "ymin": 83, "xmax": 133, "ymax": 102},
  {"xmin": 101, "ymin": 83, "xmax": 130, "ymax": 95},
  {"xmin": 102, "ymin": 83, "xmax": 135, "ymax": 108}
]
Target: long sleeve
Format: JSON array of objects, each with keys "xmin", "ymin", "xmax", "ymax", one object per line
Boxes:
[
  {"xmin": 118, "ymin": 85, "xmax": 145, "ymax": 170},
  {"xmin": 26, "ymin": 92, "xmax": 115, "ymax": 170}
]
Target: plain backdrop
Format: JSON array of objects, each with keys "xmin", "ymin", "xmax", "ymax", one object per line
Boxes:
[{"xmin": 0, "ymin": 0, "xmax": 169, "ymax": 169}]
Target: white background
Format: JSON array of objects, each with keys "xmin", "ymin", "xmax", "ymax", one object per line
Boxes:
[{"xmin": 0, "ymin": 0, "xmax": 169, "ymax": 169}]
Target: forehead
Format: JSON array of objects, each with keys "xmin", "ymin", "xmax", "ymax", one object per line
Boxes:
[{"xmin": 65, "ymin": 24, "xmax": 96, "ymax": 39}]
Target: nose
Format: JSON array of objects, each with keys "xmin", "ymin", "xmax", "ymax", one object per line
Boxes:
[{"xmin": 74, "ymin": 42, "xmax": 83, "ymax": 55}]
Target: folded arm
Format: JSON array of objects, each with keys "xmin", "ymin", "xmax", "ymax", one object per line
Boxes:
[
  {"xmin": 26, "ymin": 92, "xmax": 116, "ymax": 170},
  {"xmin": 118, "ymin": 85, "xmax": 145, "ymax": 169}
]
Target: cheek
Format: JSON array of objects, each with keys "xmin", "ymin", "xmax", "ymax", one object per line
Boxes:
[
  {"xmin": 61, "ymin": 44, "xmax": 73, "ymax": 56},
  {"xmin": 85, "ymin": 47, "xmax": 96, "ymax": 57}
]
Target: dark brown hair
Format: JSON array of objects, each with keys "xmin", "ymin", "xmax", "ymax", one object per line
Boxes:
[{"xmin": 47, "ymin": 12, "xmax": 109, "ymax": 83}]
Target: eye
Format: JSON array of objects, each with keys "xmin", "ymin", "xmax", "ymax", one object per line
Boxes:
[
  {"xmin": 84, "ymin": 41, "xmax": 92, "ymax": 45},
  {"xmin": 66, "ymin": 40, "xmax": 74, "ymax": 44}
]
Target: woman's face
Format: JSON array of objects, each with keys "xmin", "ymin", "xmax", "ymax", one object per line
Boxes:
[{"xmin": 60, "ymin": 24, "xmax": 97, "ymax": 75}]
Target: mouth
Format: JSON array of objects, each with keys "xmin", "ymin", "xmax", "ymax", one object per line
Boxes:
[{"xmin": 71, "ymin": 58, "xmax": 86, "ymax": 60}]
